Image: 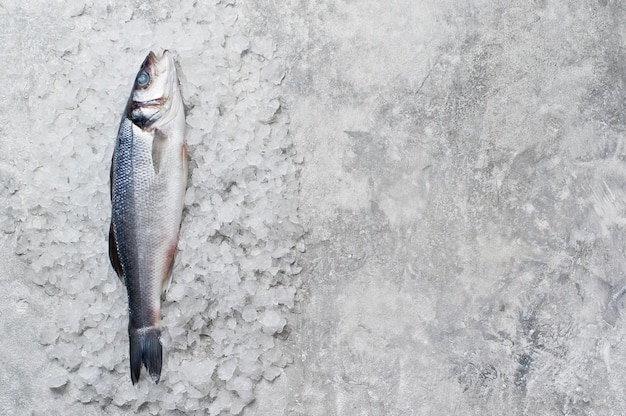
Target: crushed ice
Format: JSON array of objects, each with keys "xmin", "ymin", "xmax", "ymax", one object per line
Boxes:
[{"xmin": 13, "ymin": 1, "xmax": 302, "ymax": 414}]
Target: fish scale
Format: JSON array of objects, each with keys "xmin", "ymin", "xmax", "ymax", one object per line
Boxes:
[{"xmin": 114, "ymin": 118, "xmax": 161, "ymax": 328}]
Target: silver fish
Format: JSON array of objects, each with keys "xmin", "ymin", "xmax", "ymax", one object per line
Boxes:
[{"xmin": 109, "ymin": 50, "xmax": 187, "ymax": 384}]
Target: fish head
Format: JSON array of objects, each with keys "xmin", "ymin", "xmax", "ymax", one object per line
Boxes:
[{"xmin": 127, "ymin": 50, "xmax": 181, "ymax": 129}]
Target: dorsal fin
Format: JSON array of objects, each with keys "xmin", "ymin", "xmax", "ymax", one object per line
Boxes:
[
  {"xmin": 108, "ymin": 159, "xmax": 124, "ymax": 284},
  {"xmin": 152, "ymin": 129, "xmax": 168, "ymax": 174},
  {"xmin": 109, "ymin": 156, "xmax": 114, "ymax": 199},
  {"xmin": 108, "ymin": 223, "xmax": 125, "ymax": 284}
]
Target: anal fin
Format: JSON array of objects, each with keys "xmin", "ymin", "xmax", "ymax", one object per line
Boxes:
[{"xmin": 162, "ymin": 237, "xmax": 178, "ymax": 294}]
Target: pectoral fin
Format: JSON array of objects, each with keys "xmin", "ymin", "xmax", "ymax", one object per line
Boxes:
[{"xmin": 152, "ymin": 129, "xmax": 168, "ymax": 174}]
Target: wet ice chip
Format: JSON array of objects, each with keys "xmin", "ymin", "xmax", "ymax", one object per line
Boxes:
[
  {"xmin": 186, "ymin": 385, "xmax": 204, "ymax": 400},
  {"xmin": 261, "ymin": 61, "xmax": 285, "ymax": 85},
  {"xmin": 230, "ymin": 398, "xmax": 247, "ymax": 415},
  {"xmin": 208, "ymin": 390, "xmax": 233, "ymax": 415},
  {"xmin": 49, "ymin": 344, "xmax": 80, "ymax": 372},
  {"xmin": 262, "ymin": 364, "xmax": 282, "ymax": 381},
  {"xmin": 84, "ymin": 328, "xmax": 105, "ymax": 352},
  {"xmin": 216, "ymin": 201, "xmax": 236, "ymax": 223},
  {"xmin": 153, "ymin": 23, "xmax": 177, "ymax": 51},
  {"xmin": 227, "ymin": 34, "xmax": 250, "ymax": 55},
  {"xmin": 230, "ymin": 375, "xmax": 254, "ymax": 402},
  {"xmin": 54, "ymin": 226, "xmax": 81, "ymax": 244},
  {"xmin": 39, "ymin": 325, "xmax": 59, "ymax": 345},
  {"xmin": 217, "ymin": 358, "xmax": 238, "ymax": 381},
  {"xmin": 186, "ymin": 128, "xmax": 204, "ymax": 146},
  {"xmin": 238, "ymin": 354, "xmax": 261, "ymax": 379},
  {"xmin": 260, "ymin": 310, "xmax": 286, "ymax": 334},
  {"xmin": 161, "ymin": 392, "xmax": 178, "ymax": 410},
  {"xmin": 242, "ymin": 306, "xmax": 258, "ymax": 322},
  {"xmin": 275, "ymin": 286, "xmax": 296, "ymax": 308},
  {"xmin": 56, "ymin": 300, "xmax": 83, "ymax": 334},
  {"xmin": 180, "ymin": 358, "xmax": 216, "ymax": 389},
  {"xmin": 184, "ymin": 186, "xmax": 196, "ymax": 205},
  {"xmin": 167, "ymin": 283, "xmax": 186, "ymax": 302},
  {"xmin": 47, "ymin": 368, "xmax": 69, "ymax": 390},
  {"xmin": 77, "ymin": 365, "xmax": 100, "ymax": 385},
  {"xmin": 62, "ymin": 0, "xmax": 85, "ymax": 18},
  {"xmin": 179, "ymin": 25, "xmax": 208, "ymax": 52},
  {"xmin": 257, "ymin": 99, "xmax": 280, "ymax": 124},
  {"xmin": 250, "ymin": 37, "xmax": 275, "ymax": 58},
  {"xmin": 120, "ymin": 19, "xmax": 153, "ymax": 50},
  {"xmin": 119, "ymin": 4, "xmax": 133, "ymax": 22},
  {"xmin": 95, "ymin": 348, "xmax": 118, "ymax": 371},
  {"xmin": 113, "ymin": 386, "xmax": 137, "ymax": 406}
]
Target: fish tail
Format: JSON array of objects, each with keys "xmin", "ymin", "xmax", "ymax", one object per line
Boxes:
[{"xmin": 129, "ymin": 326, "xmax": 162, "ymax": 384}]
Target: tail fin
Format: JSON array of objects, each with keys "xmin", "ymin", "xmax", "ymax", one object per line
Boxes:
[{"xmin": 129, "ymin": 326, "xmax": 162, "ymax": 384}]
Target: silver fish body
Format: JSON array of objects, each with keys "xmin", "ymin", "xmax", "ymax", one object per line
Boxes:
[{"xmin": 109, "ymin": 51, "xmax": 187, "ymax": 384}]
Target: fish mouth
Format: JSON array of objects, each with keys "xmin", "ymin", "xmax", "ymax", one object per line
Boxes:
[
  {"xmin": 145, "ymin": 50, "xmax": 174, "ymax": 71},
  {"xmin": 138, "ymin": 51, "xmax": 173, "ymax": 80},
  {"xmin": 133, "ymin": 97, "xmax": 167, "ymax": 109}
]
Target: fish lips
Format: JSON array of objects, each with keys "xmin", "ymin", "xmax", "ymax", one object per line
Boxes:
[{"xmin": 128, "ymin": 97, "xmax": 167, "ymax": 129}]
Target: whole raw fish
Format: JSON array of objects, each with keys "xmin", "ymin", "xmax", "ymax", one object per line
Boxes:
[{"xmin": 109, "ymin": 50, "xmax": 187, "ymax": 384}]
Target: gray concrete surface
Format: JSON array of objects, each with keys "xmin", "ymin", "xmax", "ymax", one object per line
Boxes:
[{"xmin": 2, "ymin": 0, "xmax": 626, "ymax": 415}]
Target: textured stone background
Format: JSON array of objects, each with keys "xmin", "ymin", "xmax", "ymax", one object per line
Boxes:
[{"xmin": 3, "ymin": 0, "xmax": 626, "ymax": 415}]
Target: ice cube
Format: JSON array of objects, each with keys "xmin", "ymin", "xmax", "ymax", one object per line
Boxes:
[
  {"xmin": 217, "ymin": 358, "xmax": 238, "ymax": 381},
  {"xmin": 208, "ymin": 389, "xmax": 233, "ymax": 415},
  {"xmin": 180, "ymin": 358, "xmax": 217, "ymax": 389},
  {"xmin": 77, "ymin": 365, "xmax": 100, "ymax": 385},
  {"xmin": 262, "ymin": 365, "xmax": 282, "ymax": 381},
  {"xmin": 113, "ymin": 386, "xmax": 137, "ymax": 407},
  {"xmin": 47, "ymin": 369, "xmax": 69, "ymax": 390},
  {"xmin": 259, "ymin": 310, "xmax": 286, "ymax": 334},
  {"xmin": 261, "ymin": 61, "xmax": 285, "ymax": 85},
  {"xmin": 56, "ymin": 300, "xmax": 83, "ymax": 334},
  {"xmin": 242, "ymin": 306, "xmax": 257, "ymax": 322},
  {"xmin": 39, "ymin": 325, "xmax": 59, "ymax": 345}
]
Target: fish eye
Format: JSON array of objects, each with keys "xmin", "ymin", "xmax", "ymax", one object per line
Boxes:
[{"xmin": 136, "ymin": 71, "xmax": 150, "ymax": 87}]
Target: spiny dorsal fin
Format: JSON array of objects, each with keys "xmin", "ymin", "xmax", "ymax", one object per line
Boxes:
[
  {"xmin": 109, "ymin": 157, "xmax": 114, "ymax": 199},
  {"xmin": 108, "ymin": 223, "xmax": 125, "ymax": 284},
  {"xmin": 152, "ymin": 129, "xmax": 168, "ymax": 174}
]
